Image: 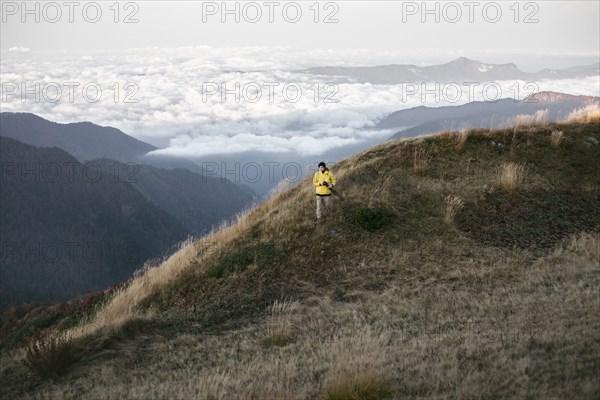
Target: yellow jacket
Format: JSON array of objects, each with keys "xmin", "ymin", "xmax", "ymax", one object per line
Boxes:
[{"xmin": 313, "ymin": 170, "xmax": 336, "ymax": 196}]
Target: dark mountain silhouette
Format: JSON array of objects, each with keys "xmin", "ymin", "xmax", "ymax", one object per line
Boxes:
[
  {"xmin": 299, "ymin": 57, "xmax": 600, "ymax": 84},
  {"xmin": 0, "ymin": 112, "xmax": 257, "ymax": 234},
  {"xmin": 0, "ymin": 137, "xmax": 190, "ymax": 307},
  {"xmin": 0, "ymin": 112, "xmax": 201, "ymax": 172},
  {"xmin": 90, "ymin": 159, "xmax": 257, "ymax": 235},
  {"xmin": 381, "ymin": 91, "xmax": 599, "ymax": 139},
  {"xmin": 0, "ymin": 112, "xmax": 155, "ymax": 162}
]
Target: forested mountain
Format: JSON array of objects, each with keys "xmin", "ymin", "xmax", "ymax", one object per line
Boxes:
[{"xmin": 0, "ymin": 137, "xmax": 190, "ymax": 307}]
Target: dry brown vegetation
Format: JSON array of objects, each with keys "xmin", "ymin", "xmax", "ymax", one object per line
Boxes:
[
  {"xmin": 412, "ymin": 145, "xmax": 431, "ymax": 174},
  {"xmin": 565, "ymin": 104, "xmax": 600, "ymax": 123},
  {"xmin": 1, "ymin": 120, "xmax": 599, "ymax": 399},
  {"xmin": 261, "ymin": 299, "xmax": 299, "ymax": 347},
  {"xmin": 550, "ymin": 130, "xmax": 564, "ymax": 148},
  {"xmin": 440, "ymin": 128, "xmax": 470, "ymax": 150},
  {"xmin": 23, "ymin": 329, "xmax": 80, "ymax": 378},
  {"xmin": 497, "ymin": 162, "xmax": 526, "ymax": 194},
  {"xmin": 444, "ymin": 194, "xmax": 464, "ymax": 225},
  {"xmin": 509, "ymin": 109, "xmax": 549, "ymax": 127}
]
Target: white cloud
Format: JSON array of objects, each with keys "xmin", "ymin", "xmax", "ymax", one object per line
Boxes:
[
  {"xmin": 148, "ymin": 132, "xmax": 363, "ymax": 158},
  {"xmin": 1, "ymin": 47, "xmax": 598, "ymax": 157}
]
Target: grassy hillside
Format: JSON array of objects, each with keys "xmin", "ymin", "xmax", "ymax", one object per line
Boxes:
[{"xmin": 1, "ymin": 119, "xmax": 599, "ymax": 399}]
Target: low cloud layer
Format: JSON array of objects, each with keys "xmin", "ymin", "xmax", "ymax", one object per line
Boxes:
[{"xmin": 1, "ymin": 47, "xmax": 598, "ymax": 158}]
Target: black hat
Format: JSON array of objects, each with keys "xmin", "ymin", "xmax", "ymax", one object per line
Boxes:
[{"xmin": 318, "ymin": 161, "xmax": 326, "ymax": 168}]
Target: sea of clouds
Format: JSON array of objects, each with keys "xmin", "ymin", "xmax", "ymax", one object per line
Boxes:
[{"xmin": 1, "ymin": 46, "xmax": 598, "ymax": 158}]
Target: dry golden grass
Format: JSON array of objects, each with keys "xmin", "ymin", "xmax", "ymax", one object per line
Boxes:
[
  {"xmin": 565, "ymin": 104, "xmax": 600, "ymax": 123},
  {"xmin": 6, "ymin": 232, "xmax": 598, "ymax": 399},
  {"xmin": 367, "ymin": 174, "xmax": 395, "ymax": 208},
  {"xmin": 66, "ymin": 238, "xmax": 196, "ymax": 338},
  {"xmin": 509, "ymin": 109, "xmax": 549, "ymax": 128},
  {"xmin": 266, "ymin": 177, "xmax": 295, "ymax": 199},
  {"xmin": 555, "ymin": 232, "xmax": 600, "ymax": 262},
  {"xmin": 439, "ymin": 129, "xmax": 471, "ymax": 151},
  {"xmin": 550, "ymin": 130, "xmax": 564, "ymax": 148},
  {"xmin": 321, "ymin": 325, "xmax": 393, "ymax": 399},
  {"xmin": 455, "ymin": 129, "xmax": 470, "ymax": 150},
  {"xmin": 497, "ymin": 162, "xmax": 525, "ymax": 194},
  {"xmin": 67, "ymin": 206, "xmax": 260, "ymax": 339},
  {"xmin": 262, "ymin": 299, "xmax": 299, "ymax": 347},
  {"xmin": 413, "ymin": 146, "xmax": 431, "ymax": 174},
  {"xmin": 444, "ymin": 194, "xmax": 464, "ymax": 225},
  {"xmin": 23, "ymin": 329, "xmax": 79, "ymax": 378}
]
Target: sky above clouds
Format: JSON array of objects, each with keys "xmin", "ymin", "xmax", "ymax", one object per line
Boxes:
[
  {"xmin": 2, "ymin": 1, "xmax": 599, "ymax": 68},
  {"xmin": 1, "ymin": 1, "xmax": 599, "ymax": 158}
]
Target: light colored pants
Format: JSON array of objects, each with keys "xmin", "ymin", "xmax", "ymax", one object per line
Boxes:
[{"xmin": 316, "ymin": 195, "xmax": 332, "ymax": 219}]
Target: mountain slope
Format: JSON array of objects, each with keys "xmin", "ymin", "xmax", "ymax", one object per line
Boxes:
[
  {"xmin": 0, "ymin": 112, "xmax": 156, "ymax": 162},
  {"xmin": 1, "ymin": 112, "xmax": 257, "ymax": 235},
  {"xmin": 91, "ymin": 158, "xmax": 257, "ymax": 235},
  {"xmin": 381, "ymin": 91, "xmax": 599, "ymax": 139},
  {"xmin": 0, "ymin": 112, "xmax": 201, "ymax": 172},
  {"xmin": 0, "ymin": 137, "xmax": 190, "ymax": 307},
  {"xmin": 1, "ymin": 120, "xmax": 599, "ymax": 399}
]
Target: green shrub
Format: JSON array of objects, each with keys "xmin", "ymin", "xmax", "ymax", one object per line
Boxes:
[
  {"xmin": 261, "ymin": 334, "xmax": 293, "ymax": 348},
  {"xmin": 206, "ymin": 242, "xmax": 275, "ymax": 278},
  {"xmin": 322, "ymin": 376, "xmax": 393, "ymax": 400},
  {"xmin": 354, "ymin": 207, "xmax": 389, "ymax": 231}
]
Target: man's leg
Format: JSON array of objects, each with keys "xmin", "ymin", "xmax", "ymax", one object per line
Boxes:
[
  {"xmin": 319, "ymin": 195, "xmax": 332, "ymax": 218},
  {"xmin": 325, "ymin": 195, "xmax": 332, "ymax": 209},
  {"xmin": 323, "ymin": 195, "xmax": 332, "ymax": 216},
  {"xmin": 316, "ymin": 196, "xmax": 323, "ymax": 219}
]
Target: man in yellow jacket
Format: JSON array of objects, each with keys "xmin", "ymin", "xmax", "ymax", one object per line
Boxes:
[{"xmin": 313, "ymin": 161, "xmax": 337, "ymax": 220}]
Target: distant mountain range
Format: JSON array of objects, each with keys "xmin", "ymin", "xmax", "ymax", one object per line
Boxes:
[
  {"xmin": 0, "ymin": 137, "xmax": 190, "ymax": 307},
  {"xmin": 0, "ymin": 114, "xmax": 257, "ymax": 306},
  {"xmin": 0, "ymin": 112, "xmax": 257, "ymax": 234},
  {"xmin": 0, "ymin": 112, "xmax": 202, "ymax": 172},
  {"xmin": 0, "ymin": 113, "xmax": 154, "ymax": 161},
  {"xmin": 379, "ymin": 91, "xmax": 599, "ymax": 139},
  {"xmin": 299, "ymin": 57, "xmax": 600, "ymax": 84}
]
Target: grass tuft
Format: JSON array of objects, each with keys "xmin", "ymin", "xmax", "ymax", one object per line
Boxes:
[
  {"xmin": 23, "ymin": 329, "xmax": 80, "ymax": 379},
  {"xmin": 262, "ymin": 300, "xmax": 299, "ymax": 348},
  {"xmin": 444, "ymin": 194, "xmax": 465, "ymax": 225},
  {"xmin": 510, "ymin": 109, "xmax": 548, "ymax": 127},
  {"xmin": 565, "ymin": 104, "xmax": 600, "ymax": 123},
  {"xmin": 560, "ymin": 232, "xmax": 600, "ymax": 262},
  {"xmin": 550, "ymin": 130, "xmax": 564, "ymax": 148},
  {"xmin": 412, "ymin": 146, "xmax": 431, "ymax": 174},
  {"xmin": 497, "ymin": 162, "xmax": 525, "ymax": 194}
]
